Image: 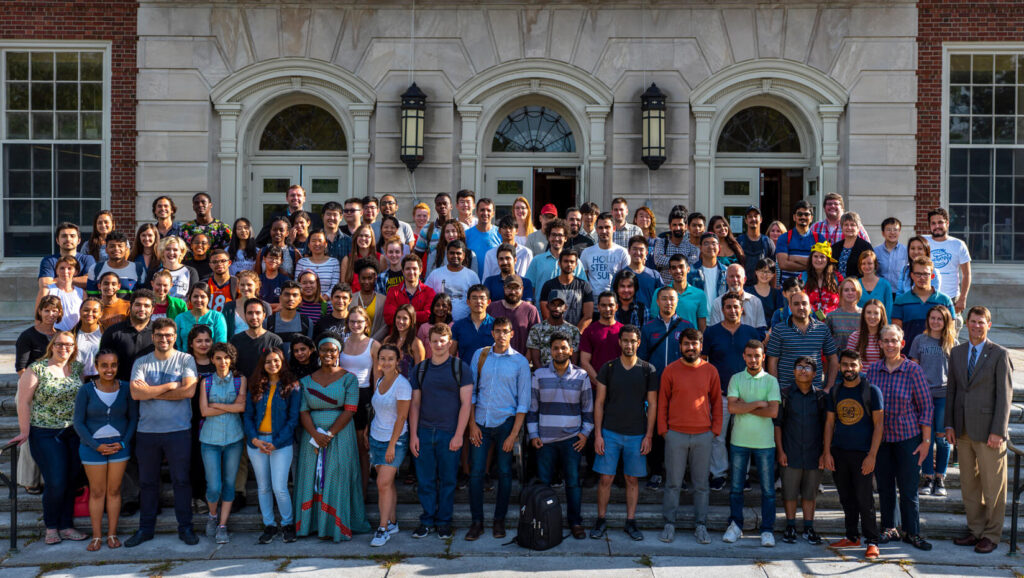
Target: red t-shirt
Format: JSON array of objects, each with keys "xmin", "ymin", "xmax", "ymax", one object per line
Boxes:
[{"xmin": 580, "ymin": 320, "xmax": 623, "ymax": 374}]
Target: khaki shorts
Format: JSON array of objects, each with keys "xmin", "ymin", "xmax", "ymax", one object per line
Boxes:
[{"xmin": 782, "ymin": 467, "xmax": 822, "ymax": 502}]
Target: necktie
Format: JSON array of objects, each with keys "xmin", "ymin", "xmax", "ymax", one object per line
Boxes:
[{"xmin": 967, "ymin": 346, "xmax": 978, "ymax": 380}]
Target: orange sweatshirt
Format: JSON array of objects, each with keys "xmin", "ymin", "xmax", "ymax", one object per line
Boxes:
[{"xmin": 657, "ymin": 359, "xmax": 722, "ymax": 437}]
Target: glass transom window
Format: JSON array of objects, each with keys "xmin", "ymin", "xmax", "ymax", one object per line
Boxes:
[
  {"xmin": 717, "ymin": 106, "xmax": 801, "ymax": 153},
  {"xmin": 492, "ymin": 106, "xmax": 575, "ymax": 153},
  {"xmin": 259, "ymin": 104, "xmax": 346, "ymax": 151},
  {"xmin": 946, "ymin": 52, "xmax": 1024, "ymax": 263},
  {"xmin": 2, "ymin": 50, "xmax": 106, "ymax": 258}
]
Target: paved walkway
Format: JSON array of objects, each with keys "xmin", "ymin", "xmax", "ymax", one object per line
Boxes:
[{"xmin": 3, "ymin": 531, "xmax": 1024, "ymax": 577}]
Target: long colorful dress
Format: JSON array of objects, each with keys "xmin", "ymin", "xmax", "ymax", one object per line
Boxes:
[{"xmin": 293, "ymin": 371, "xmax": 370, "ymax": 541}]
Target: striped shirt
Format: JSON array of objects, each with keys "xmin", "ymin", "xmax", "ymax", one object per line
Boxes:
[
  {"xmin": 845, "ymin": 330, "xmax": 883, "ymax": 366},
  {"xmin": 810, "ymin": 220, "xmax": 870, "ymax": 244},
  {"xmin": 295, "ymin": 257, "xmax": 341, "ymax": 293},
  {"xmin": 651, "ymin": 236, "xmax": 700, "ymax": 283},
  {"xmin": 765, "ymin": 316, "xmax": 838, "ymax": 389},
  {"xmin": 866, "ymin": 358, "xmax": 933, "ymax": 442},
  {"xmin": 528, "ymin": 362, "xmax": 594, "ymax": 444}
]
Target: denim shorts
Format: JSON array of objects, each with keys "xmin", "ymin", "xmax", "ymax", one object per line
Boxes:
[
  {"xmin": 79, "ymin": 436, "xmax": 129, "ymax": 466},
  {"xmin": 369, "ymin": 433, "xmax": 409, "ymax": 468},
  {"xmin": 593, "ymin": 429, "xmax": 647, "ymax": 478}
]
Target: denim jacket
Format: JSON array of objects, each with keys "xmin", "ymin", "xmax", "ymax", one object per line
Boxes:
[
  {"xmin": 243, "ymin": 383, "xmax": 301, "ymax": 449},
  {"xmin": 687, "ymin": 261, "xmax": 729, "ymax": 298}
]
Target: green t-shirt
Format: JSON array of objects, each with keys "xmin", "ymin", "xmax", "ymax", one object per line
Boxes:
[{"xmin": 727, "ymin": 369, "xmax": 781, "ymax": 449}]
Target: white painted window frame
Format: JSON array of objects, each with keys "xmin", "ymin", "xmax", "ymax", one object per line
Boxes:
[
  {"xmin": 0, "ymin": 40, "xmax": 111, "ymax": 264},
  {"xmin": 941, "ymin": 42, "xmax": 1024, "ymax": 268}
]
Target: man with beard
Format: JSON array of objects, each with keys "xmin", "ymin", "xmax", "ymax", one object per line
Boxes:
[
  {"xmin": 776, "ymin": 201, "xmax": 818, "ymax": 284},
  {"xmin": 528, "ymin": 332, "xmax": 594, "ymax": 540},
  {"xmin": 483, "ymin": 243, "xmax": 535, "ymax": 304},
  {"xmin": 823, "ymin": 350, "xmax": 884, "ymax": 559},
  {"xmin": 766, "ymin": 291, "xmax": 839, "ymax": 391},
  {"xmin": 591, "ymin": 325, "xmax": 657, "ymax": 541},
  {"xmin": 425, "ymin": 240, "xmax": 480, "ymax": 322},
  {"xmin": 464, "ymin": 198, "xmax": 501, "ymax": 277},
  {"xmin": 482, "ymin": 216, "xmax": 533, "ymax": 281},
  {"xmin": 256, "ymin": 184, "xmax": 323, "ymax": 246},
  {"xmin": 657, "ymin": 327, "xmax": 721, "ymax": 545},
  {"xmin": 485, "ymin": 275, "xmax": 540, "ymax": 356},
  {"xmin": 525, "ymin": 218, "xmax": 587, "ymax": 293},
  {"xmin": 230, "ymin": 298, "xmax": 283, "ymax": 378},
  {"xmin": 811, "ymin": 193, "xmax": 869, "ymax": 244},
  {"xmin": 539, "ymin": 249, "xmax": 593, "ymax": 331},
  {"xmin": 375, "ymin": 193, "xmax": 416, "ymax": 246},
  {"xmin": 181, "ymin": 192, "xmax": 232, "ymax": 250},
  {"xmin": 923, "ymin": 207, "xmax": 971, "ymax": 318},
  {"xmin": 579, "ymin": 213, "xmax": 630, "ymax": 295},
  {"xmin": 722, "ymin": 340, "xmax": 781, "ymax": 548},
  {"xmin": 738, "ymin": 206, "xmax": 775, "ymax": 286},
  {"xmin": 564, "ymin": 206, "xmax": 595, "ymax": 253},
  {"xmin": 652, "ymin": 209, "xmax": 697, "ymax": 282},
  {"xmin": 527, "ymin": 291, "xmax": 581, "ymax": 368},
  {"xmin": 707, "ymin": 264, "xmax": 766, "ymax": 333}
]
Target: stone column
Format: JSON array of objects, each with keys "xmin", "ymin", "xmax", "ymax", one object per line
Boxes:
[
  {"xmin": 818, "ymin": 104, "xmax": 843, "ymax": 214},
  {"xmin": 457, "ymin": 104, "xmax": 482, "ymax": 192},
  {"xmin": 692, "ymin": 105, "xmax": 716, "ymax": 213},
  {"xmin": 585, "ymin": 105, "xmax": 610, "ymax": 205},
  {"xmin": 350, "ymin": 103, "xmax": 374, "ymax": 197},
  {"xmin": 214, "ymin": 103, "xmax": 243, "ymax": 220}
]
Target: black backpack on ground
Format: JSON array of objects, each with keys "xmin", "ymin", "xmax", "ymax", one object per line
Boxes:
[{"xmin": 511, "ymin": 483, "xmax": 563, "ymax": 551}]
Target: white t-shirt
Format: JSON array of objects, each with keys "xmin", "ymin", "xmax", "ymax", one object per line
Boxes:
[
  {"xmin": 924, "ymin": 236, "xmax": 971, "ymax": 299},
  {"xmin": 295, "ymin": 257, "xmax": 341, "ymax": 292},
  {"xmin": 702, "ymin": 265, "xmax": 720, "ymax": 314},
  {"xmin": 46, "ymin": 284, "xmax": 84, "ymax": 331},
  {"xmin": 370, "ymin": 375, "xmax": 413, "ymax": 442},
  {"xmin": 76, "ymin": 328, "xmax": 102, "ymax": 377},
  {"xmin": 425, "ymin": 266, "xmax": 481, "ymax": 322},
  {"xmin": 164, "ymin": 266, "xmax": 192, "ymax": 300},
  {"xmin": 482, "ymin": 244, "xmax": 533, "ymax": 280},
  {"xmin": 580, "ymin": 244, "xmax": 630, "ymax": 294}
]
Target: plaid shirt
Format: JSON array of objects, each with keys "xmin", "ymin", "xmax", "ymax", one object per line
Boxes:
[
  {"xmin": 652, "ymin": 236, "xmax": 701, "ymax": 283},
  {"xmin": 613, "ymin": 223, "xmax": 643, "ymax": 249},
  {"xmin": 866, "ymin": 358, "xmax": 933, "ymax": 443},
  {"xmin": 809, "ymin": 220, "xmax": 870, "ymax": 244},
  {"xmin": 324, "ymin": 230, "xmax": 352, "ymax": 261}
]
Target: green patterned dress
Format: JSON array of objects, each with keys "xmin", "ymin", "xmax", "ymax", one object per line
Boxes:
[{"xmin": 293, "ymin": 371, "xmax": 370, "ymax": 541}]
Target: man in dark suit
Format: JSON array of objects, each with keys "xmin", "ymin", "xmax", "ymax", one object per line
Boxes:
[
  {"xmin": 254, "ymin": 184, "xmax": 324, "ymax": 246},
  {"xmin": 946, "ymin": 306, "xmax": 1014, "ymax": 554}
]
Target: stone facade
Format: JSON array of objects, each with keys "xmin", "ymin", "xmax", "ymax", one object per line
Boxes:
[{"xmin": 135, "ymin": 0, "xmax": 918, "ymax": 241}]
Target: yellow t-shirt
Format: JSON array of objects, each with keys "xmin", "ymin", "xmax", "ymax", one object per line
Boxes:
[
  {"xmin": 365, "ymin": 294, "xmax": 377, "ymax": 326},
  {"xmin": 258, "ymin": 382, "xmax": 277, "ymax": 433}
]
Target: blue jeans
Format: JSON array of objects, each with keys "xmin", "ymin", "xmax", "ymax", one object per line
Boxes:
[
  {"xmin": 469, "ymin": 416, "xmax": 515, "ymax": 523},
  {"xmin": 876, "ymin": 435, "xmax": 922, "ymax": 536},
  {"xmin": 247, "ymin": 435, "xmax": 294, "ymax": 527},
  {"xmin": 922, "ymin": 397, "xmax": 950, "ymax": 477},
  {"xmin": 201, "ymin": 440, "xmax": 243, "ymax": 504},
  {"xmin": 415, "ymin": 427, "xmax": 460, "ymax": 527},
  {"xmin": 29, "ymin": 426, "xmax": 81, "ymax": 530},
  {"xmin": 137, "ymin": 430, "xmax": 192, "ymax": 534},
  {"xmin": 729, "ymin": 445, "xmax": 776, "ymax": 532},
  {"xmin": 536, "ymin": 437, "xmax": 583, "ymax": 526}
]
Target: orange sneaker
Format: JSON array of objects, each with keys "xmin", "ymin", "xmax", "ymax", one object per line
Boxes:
[
  {"xmin": 830, "ymin": 538, "xmax": 861, "ymax": 548},
  {"xmin": 865, "ymin": 544, "xmax": 880, "ymax": 559}
]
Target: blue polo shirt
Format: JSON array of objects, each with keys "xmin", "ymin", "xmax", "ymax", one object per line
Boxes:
[
  {"xmin": 483, "ymin": 274, "xmax": 535, "ymax": 303},
  {"xmin": 702, "ymin": 322, "xmax": 763, "ymax": 392},
  {"xmin": 465, "ymin": 226, "xmax": 502, "ymax": 277},
  {"xmin": 776, "ymin": 228, "xmax": 820, "ymax": 282},
  {"xmin": 891, "ymin": 289, "xmax": 955, "ymax": 355},
  {"xmin": 39, "ymin": 252, "xmax": 96, "ymax": 279},
  {"xmin": 451, "ymin": 314, "xmax": 495, "ymax": 361}
]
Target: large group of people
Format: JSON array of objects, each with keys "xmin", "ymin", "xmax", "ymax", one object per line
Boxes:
[{"xmin": 10, "ymin": 187, "xmax": 1014, "ymax": 558}]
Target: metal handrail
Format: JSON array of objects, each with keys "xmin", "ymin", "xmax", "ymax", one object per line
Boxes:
[
  {"xmin": 0, "ymin": 439, "xmax": 19, "ymax": 553},
  {"xmin": 1007, "ymin": 440, "xmax": 1024, "ymax": 556}
]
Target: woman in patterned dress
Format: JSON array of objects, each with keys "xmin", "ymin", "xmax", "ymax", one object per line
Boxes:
[
  {"xmin": 11, "ymin": 331, "xmax": 88, "ymax": 545},
  {"xmin": 293, "ymin": 337, "xmax": 371, "ymax": 541}
]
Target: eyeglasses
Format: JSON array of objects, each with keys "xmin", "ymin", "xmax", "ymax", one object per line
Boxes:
[
  {"xmin": 380, "ymin": 200, "xmax": 397, "ymax": 206},
  {"xmin": 52, "ymin": 342, "xmax": 75, "ymax": 349},
  {"xmin": 153, "ymin": 333, "xmax": 176, "ymax": 340},
  {"xmin": 493, "ymin": 329, "xmax": 513, "ymax": 335},
  {"xmin": 210, "ymin": 259, "xmax": 229, "ymax": 265},
  {"xmin": 795, "ymin": 365, "xmax": 815, "ymax": 371},
  {"xmin": 343, "ymin": 209, "xmax": 358, "ymax": 213},
  {"xmin": 795, "ymin": 212, "xmax": 813, "ymax": 217},
  {"xmin": 911, "ymin": 271, "xmax": 931, "ymax": 277}
]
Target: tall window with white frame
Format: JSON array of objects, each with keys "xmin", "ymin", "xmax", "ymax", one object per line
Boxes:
[
  {"xmin": 947, "ymin": 51, "xmax": 1024, "ymax": 263},
  {"xmin": 2, "ymin": 50, "xmax": 105, "ymax": 257}
]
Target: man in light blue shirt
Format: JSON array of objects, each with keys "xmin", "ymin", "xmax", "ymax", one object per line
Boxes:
[
  {"xmin": 875, "ymin": 217, "xmax": 907, "ymax": 295},
  {"xmin": 525, "ymin": 217, "xmax": 587, "ymax": 292},
  {"xmin": 466, "ymin": 317, "xmax": 532, "ymax": 540},
  {"xmin": 464, "ymin": 198, "xmax": 502, "ymax": 277}
]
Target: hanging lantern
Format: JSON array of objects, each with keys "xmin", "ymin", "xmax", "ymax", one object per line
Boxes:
[
  {"xmin": 400, "ymin": 83, "xmax": 427, "ymax": 172},
  {"xmin": 640, "ymin": 83, "xmax": 666, "ymax": 170}
]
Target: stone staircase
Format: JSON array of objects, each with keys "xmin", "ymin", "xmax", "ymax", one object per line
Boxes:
[{"xmin": 1, "ymin": 346, "xmax": 1023, "ymax": 541}]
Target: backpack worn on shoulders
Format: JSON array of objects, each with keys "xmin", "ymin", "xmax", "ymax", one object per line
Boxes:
[
  {"xmin": 415, "ymin": 357, "xmax": 463, "ymax": 388},
  {"xmin": 830, "ymin": 378, "xmax": 873, "ymax": 418},
  {"xmin": 509, "ymin": 483, "xmax": 564, "ymax": 551}
]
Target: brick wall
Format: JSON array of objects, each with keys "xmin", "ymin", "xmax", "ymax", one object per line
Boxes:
[
  {"xmin": 0, "ymin": 1, "xmax": 138, "ymax": 231},
  {"xmin": 917, "ymin": 0, "xmax": 1024, "ymax": 233}
]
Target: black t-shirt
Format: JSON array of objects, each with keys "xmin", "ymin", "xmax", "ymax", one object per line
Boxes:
[
  {"xmin": 827, "ymin": 379, "xmax": 884, "ymax": 453},
  {"xmin": 15, "ymin": 326, "xmax": 51, "ymax": 372},
  {"xmin": 230, "ymin": 330, "xmax": 283, "ymax": 379},
  {"xmin": 596, "ymin": 358, "xmax": 658, "ymax": 436},
  {"xmin": 313, "ymin": 314, "xmax": 348, "ymax": 342},
  {"xmin": 99, "ymin": 320, "xmax": 154, "ymax": 381},
  {"xmin": 539, "ymin": 276, "xmax": 594, "ymax": 326}
]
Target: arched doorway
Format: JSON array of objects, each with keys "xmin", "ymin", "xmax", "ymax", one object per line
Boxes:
[
  {"xmin": 483, "ymin": 103, "xmax": 582, "ymax": 224},
  {"xmin": 247, "ymin": 100, "xmax": 348, "ymax": 232},
  {"xmin": 713, "ymin": 103, "xmax": 811, "ymax": 228}
]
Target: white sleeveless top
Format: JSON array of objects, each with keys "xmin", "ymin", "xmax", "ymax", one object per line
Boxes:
[{"xmin": 339, "ymin": 338, "xmax": 375, "ymax": 389}]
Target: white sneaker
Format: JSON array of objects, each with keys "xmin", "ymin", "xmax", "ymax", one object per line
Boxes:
[
  {"xmin": 371, "ymin": 527, "xmax": 391, "ymax": 547},
  {"xmin": 659, "ymin": 523, "xmax": 675, "ymax": 543},
  {"xmin": 723, "ymin": 521, "xmax": 742, "ymax": 543},
  {"xmin": 761, "ymin": 531, "xmax": 775, "ymax": 547},
  {"xmin": 386, "ymin": 521, "xmax": 400, "ymax": 535},
  {"xmin": 694, "ymin": 524, "xmax": 711, "ymax": 544}
]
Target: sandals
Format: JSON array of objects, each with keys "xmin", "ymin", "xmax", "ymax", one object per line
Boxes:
[
  {"xmin": 25, "ymin": 485, "xmax": 43, "ymax": 495},
  {"xmin": 86, "ymin": 537, "xmax": 103, "ymax": 552},
  {"xmin": 107, "ymin": 535, "xmax": 121, "ymax": 549},
  {"xmin": 60, "ymin": 528, "xmax": 88, "ymax": 541},
  {"xmin": 45, "ymin": 530, "xmax": 61, "ymax": 545}
]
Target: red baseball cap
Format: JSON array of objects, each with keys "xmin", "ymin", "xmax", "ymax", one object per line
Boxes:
[{"xmin": 540, "ymin": 204, "xmax": 558, "ymax": 217}]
